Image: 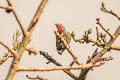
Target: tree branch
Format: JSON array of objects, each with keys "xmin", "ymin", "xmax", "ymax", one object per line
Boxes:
[
  {"xmin": 96, "ymin": 18, "xmax": 113, "ymax": 38},
  {"xmin": 101, "ymin": 3, "xmax": 120, "ymax": 20},
  {"xmin": 0, "ymin": 51, "xmax": 12, "ymax": 65},
  {"xmin": 0, "ymin": 40, "xmax": 16, "ymax": 55},
  {"xmin": 18, "ymin": 62, "xmax": 104, "ymax": 72},
  {"xmin": 55, "ymin": 31, "xmax": 81, "ymax": 65},
  {"xmin": 26, "ymin": 75, "xmax": 47, "ymax": 80},
  {"xmin": 0, "ymin": 6, "xmax": 7, "ymax": 9},
  {"xmin": 79, "ymin": 26, "xmax": 120, "ymax": 80},
  {"xmin": 1, "ymin": 1, "xmax": 27, "ymax": 37},
  {"xmin": 39, "ymin": 51, "xmax": 78, "ymax": 79},
  {"xmin": 6, "ymin": 0, "xmax": 48, "ymax": 80},
  {"xmin": 7, "ymin": 0, "xmax": 12, "ymax": 6},
  {"xmin": 27, "ymin": 0, "xmax": 48, "ymax": 34},
  {"xmin": 74, "ymin": 36, "xmax": 120, "ymax": 51},
  {"xmin": 100, "ymin": 56, "xmax": 113, "ymax": 61},
  {"xmin": 6, "ymin": 0, "xmax": 27, "ymax": 37},
  {"xmin": 26, "ymin": 48, "xmax": 37, "ymax": 55}
]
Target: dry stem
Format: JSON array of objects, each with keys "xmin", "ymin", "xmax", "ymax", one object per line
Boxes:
[
  {"xmin": 0, "ymin": 40, "xmax": 16, "ymax": 55},
  {"xmin": 5, "ymin": 0, "xmax": 48, "ymax": 80},
  {"xmin": 40, "ymin": 51, "xmax": 78, "ymax": 79},
  {"xmin": 26, "ymin": 75, "xmax": 47, "ymax": 80},
  {"xmin": 74, "ymin": 36, "xmax": 120, "ymax": 51},
  {"xmin": 0, "ymin": 51, "xmax": 12, "ymax": 65},
  {"xmin": 96, "ymin": 18, "xmax": 113, "ymax": 38},
  {"xmin": 55, "ymin": 31, "xmax": 81, "ymax": 65},
  {"xmin": 27, "ymin": 0, "xmax": 48, "ymax": 34},
  {"xmin": 18, "ymin": 62, "xmax": 104, "ymax": 71},
  {"xmin": 79, "ymin": 26, "xmax": 120, "ymax": 80}
]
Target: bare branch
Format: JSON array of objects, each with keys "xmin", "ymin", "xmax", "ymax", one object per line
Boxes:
[
  {"xmin": 111, "ymin": 45, "xmax": 120, "ymax": 51},
  {"xmin": 1, "ymin": 1, "xmax": 27, "ymax": 37},
  {"xmin": 74, "ymin": 36, "xmax": 120, "ymax": 51},
  {"xmin": 0, "ymin": 40, "xmax": 16, "ymax": 55},
  {"xmin": 6, "ymin": 1, "xmax": 27, "ymax": 37},
  {"xmin": 26, "ymin": 75, "xmax": 47, "ymax": 80},
  {"xmin": 7, "ymin": 0, "xmax": 12, "ymax": 6},
  {"xmin": 27, "ymin": 0, "xmax": 48, "ymax": 34},
  {"xmin": 0, "ymin": 6, "xmax": 7, "ymax": 9},
  {"xmin": 100, "ymin": 56, "xmax": 113, "ymax": 61},
  {"xmin": 96, "ymin": 18, "xmax": 113, "ymax": 38},
  {"xmin": 0, "ymin": 51, "xmax": 12, "ymax": 65},
  {"xmin": 55, "ymin": 31, "xmax": 81, "ymax": 65},
  {"xmin": 11, "ymin": 8, "xmax": 27, "ymax": 37},
  {"xmin": 39, "ymin": 51, "xmax": 78, "ymax": 79},
  {"xmin": 96, "ymin": 27, "xmax": 100, "ymax": 41},
  {"xmin": 18, "ymin": 62, "xmax": 104, "ymax": 72},
  {"xmin": 79, "ymin": 26, "xmax": 120, "ymax": 80},
  {"xmin": 91, "ymin": 26, "xmax": 120, "ymax": 63},
  {"xmin": 101, "ymin": 3, "xmax": 120, "ymax": 20},
  {"xmin": 105, "ymin": 10, "xmax": 120, "ymax": 20},
  {"xmin": 26, "ymin": 48, "xmax": 37, "ymax": 55},
  {"xmin": 6, "ymin": 1, "xmax": 48, "ymax": 80}
]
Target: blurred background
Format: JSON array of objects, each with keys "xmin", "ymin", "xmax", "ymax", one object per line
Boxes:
[{"xmin": 0, "ymin": 0, "xmax": 120, "ymax": 80}]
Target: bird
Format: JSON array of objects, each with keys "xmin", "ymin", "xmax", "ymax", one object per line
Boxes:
[{"xmin": 55, "ymin": 24, "xmax": 71, "ymax": 55}]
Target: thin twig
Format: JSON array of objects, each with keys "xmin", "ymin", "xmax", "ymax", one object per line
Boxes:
[
  {"xmin": 0, "ymin": 51, "xmax": 12, "ymax": 65},
  {"xmin": 96, "ymin": 27, "xmax": 100, "ymax": 41},
  {"xmin": 91, "ymin": 26, "xmax": 120, "ymax": 63},
  {"xmin": 6, "ymin": 1, "xmax": 27, "ymax": 37},
  {"xmin": 55, "ymin": 31, "xmax": 81, "ymax": 65},
  {"xmin": 39, "ymin": 51, "xmax": 78, "ymax": 79},
  {"xmin": 79, "ymin": 26, "xmax": 120, "ymax": 80},
  {"xmin": 6, "ymin": 0, "xmax": 48, "ymax": 80},
  {"xmin": 0, "ymin": 40, "xmax": 16, "ymax": 55},
  {"xmin": 26, "ymin": 48, "xmax": 37, "ymax": 55},
  {"xmin": 96, "ymin": 18, "xmax": 113, "ymax": 38},
  {"xmin": 26, "ymin": 75, "xmax": 47, "ymax": 80},
  {"xmin": 74, "ymin": 36, "xmax": 120, "ymax": 51},
  {"xmin": 0, "ymin": 6, "xmax": 7, "ymax": 9},
  {"xmin": 18, "ymin": 62, "xmax": 104, "ymax": 71},
  {"xmin": 102, "ymin": 7, "xmax": 120, "ymax": 20},
  {"xmin": 27, "ymin": 0, "xmax": 48, "ymax": 34},
  {"xmin": 7, "ymin": 0, "xmax": 12, "ymax": 6},
  {"xmin": 100, "ymin": 56, "xmax": 113, "ymax": 61},
  {"xmin": 11, "ymin": 8, "xmax": 27, "ymax": 37}
]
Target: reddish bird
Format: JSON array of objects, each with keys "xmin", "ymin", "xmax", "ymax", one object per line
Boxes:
[{"xmin": 55, "ymin": 24, "xmax": 71, "ymax": 55}]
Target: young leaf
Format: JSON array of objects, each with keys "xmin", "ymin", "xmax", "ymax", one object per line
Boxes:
[
  {"xmin": 71, "ymin": 31, "xmax": 75, "ymax": 37},
  {"xmin": 101, "ymin": 2, "xmax": 105, "ymax": 8}
]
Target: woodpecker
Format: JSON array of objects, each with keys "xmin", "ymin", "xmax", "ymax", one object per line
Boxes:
[{"xmin": 55, "ymin": 24, "xmax": 71, "ymax": 55}]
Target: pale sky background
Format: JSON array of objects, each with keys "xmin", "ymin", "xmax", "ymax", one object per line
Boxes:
[{"xmin": 0, "ymin": 0, "xmax": 120, "ymax": 80}]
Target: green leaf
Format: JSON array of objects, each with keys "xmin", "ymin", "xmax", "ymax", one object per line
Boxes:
[
  {"xmin": 101, "ymin": 2, "xmax": 105, "ymax": 8},
  {"xmin": 16, "ymin": 29, "xmax": 19, "ymax": 35},
  {"xmin": 88, "ymin": 28, "xmax": 92, "ymax": 34},
  {"xmin": 96, "ymin": 41, "xmax": 102, "ymax": 47},
  {"xmin": 71, "ymin": 31, "xmax": 75, "ymax": 37},
  {"xmin": 101, "ymin": 8, "xmax": 104, "ymax": 12},
  {"xmin": 12, "ymin": 33, "xmax": 15, "ymax": 41},
  {"xmin": 17, "ymin": 39, "xmax": 20, "ymax": 46},
  {"xmin": 13, "ymin": 43, "xmax": 17, "ymax": 51}
]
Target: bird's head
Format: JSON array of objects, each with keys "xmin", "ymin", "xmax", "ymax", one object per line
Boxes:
[{"xmin": 55, "ymin": 24, "xmax": 65, "ymax": 34}]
